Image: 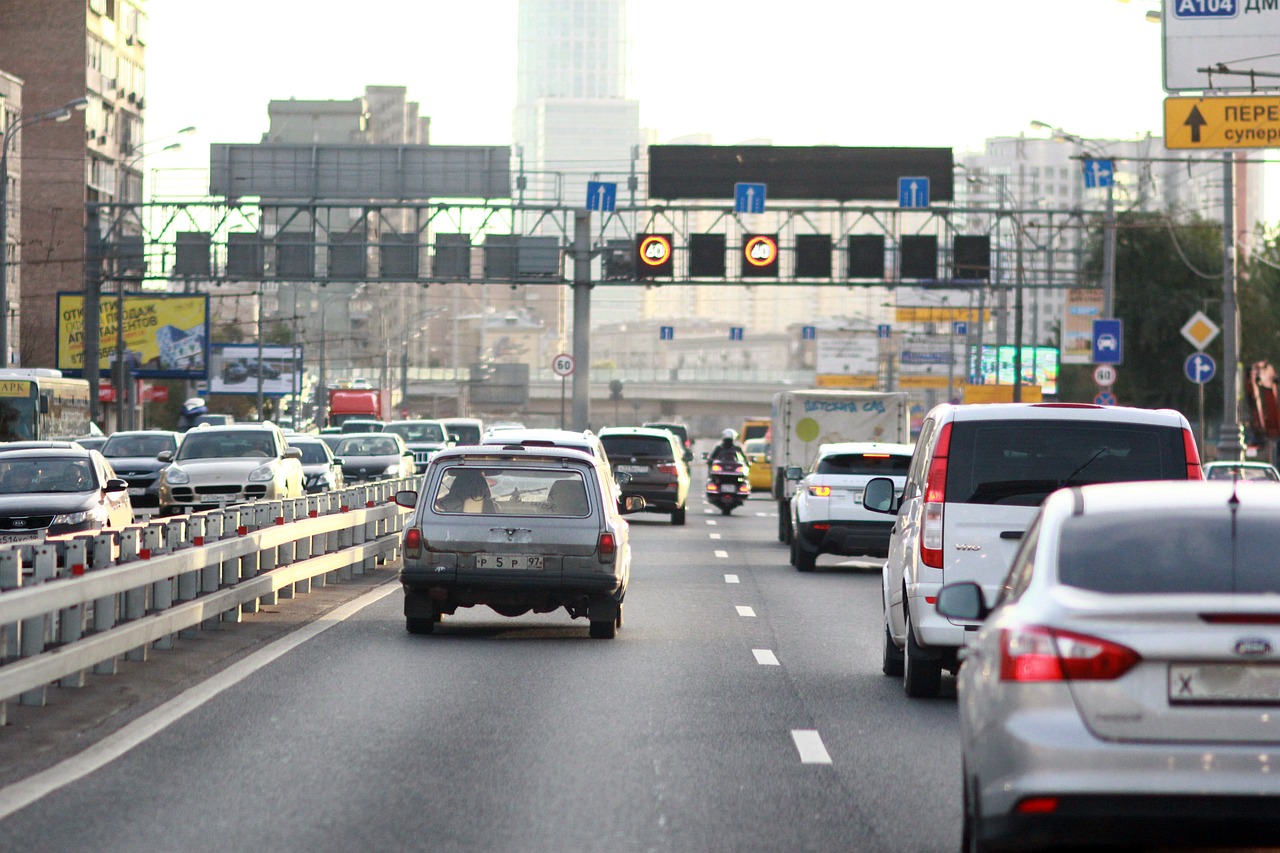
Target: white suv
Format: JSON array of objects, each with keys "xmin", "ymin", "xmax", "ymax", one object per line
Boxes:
[{"xmin": 863, "ymin": 402, "xmax": 1203, "ymax": 698}]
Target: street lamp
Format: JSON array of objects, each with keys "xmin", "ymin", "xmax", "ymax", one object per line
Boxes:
[{"xmin": 0, "ymin": 96, "xmax": 88, "ymax": 366}]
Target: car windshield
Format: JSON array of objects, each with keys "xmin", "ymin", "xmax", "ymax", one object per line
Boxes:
[
  {"xmin": 815, "ymin": 452, "xmax": 909, "ymax": 475},
  {"xmin": 385, "ymin": 422, "xmax": 445, "ymax": 442},
  {"xmin": 338, "ymin": 437, "xmax": 400, "ymax": 457},
  {"xmin": 0, "ymin": 457, "xmax": 95, "ymax": 494},
  {"xmin": 290, "ymin": 442, "xmax": 331, "ymax": 464},
  {"xmin": 1057, "ymin": 509, "xmax": 1280, "ymax": 594},
  {"xmin": 432, "ymin": 466, "xmax": 590, "ymax": 517},
  {"xmin": 102, "ymin": 434, "xmax": 176, "ymax": 458},
  {"xmin": 176, "ymin": 432, "xmax": 276, "ymax": 460},
  {"xmin": 600, "ymin": 436, "xmax": 672, "ymax": 459},
  {"xmin": 945, "ymin": 420, "xmax": 1187, "ymax": 506}
]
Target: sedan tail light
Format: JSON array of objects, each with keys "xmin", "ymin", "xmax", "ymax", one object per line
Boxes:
[
  {"xmin": 403, "ymin": 526, "xmax": 424, "ymax": 560},
  {"xmin": 999, "ymin": 625, "xmax": 1140, "ymax": 682}
]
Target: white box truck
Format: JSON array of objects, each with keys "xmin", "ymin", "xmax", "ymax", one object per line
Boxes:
[{"xmin": 771, "ymin": 389, "xmax": 911, "ymax": 543}]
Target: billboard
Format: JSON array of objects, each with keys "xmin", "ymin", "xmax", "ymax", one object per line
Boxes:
[
  {"xmin": 209, "ymin": 344, "xmax": 303, "ymax": 397},
  {"xmin": 57, "ymin": 293, "xmax": 209, "ymax": 379},
  {"xmin": 1061, "ymin": 288, "xmax": 1103, "ymax": 365},
  {"xmin": 968, "ymin": 345, "xmax": 1060, "ymax": 396}
]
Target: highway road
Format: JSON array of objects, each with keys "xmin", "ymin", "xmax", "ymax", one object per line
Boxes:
[{"xmin": 0, "ymin": 493, "xmax": 962, "ymax": 853}]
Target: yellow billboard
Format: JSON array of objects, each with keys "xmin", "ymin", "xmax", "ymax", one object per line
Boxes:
[
  {"xmin": 963, "ymin": 384, "xmax": 1043, "ymax": 404},
  {"xmin": 895, "ymin": 307, "xmax": 989, "ymax": 324},
  {"xmin": 815, "ymin": 374, "xmax": 879, "ymax": 388},
  {"xmin": 57, "ymin": 293, "xmax": 210, "ymax": 378}
]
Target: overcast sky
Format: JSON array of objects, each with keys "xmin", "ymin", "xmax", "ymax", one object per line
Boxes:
[{"xmin": 140, "ymin": 0, "xmax": 1276, "ymax": 219}]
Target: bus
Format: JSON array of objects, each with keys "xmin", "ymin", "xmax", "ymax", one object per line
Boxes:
[{"xmin": 0, "ymin": 369, "xmax": 93, "ymax": 441}]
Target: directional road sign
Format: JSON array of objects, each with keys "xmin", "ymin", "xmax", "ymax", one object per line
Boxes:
[
  {"xmin": 801, "ymin": 325, "xmax": 817, "ymax": 340},
  {"xmin": 551, "ymin": 353, "xmax": 575, "ymax": 377},
  {"xmin": 659, "ymin": 325, "xmax": 674, "ymax": 341},
  {"xmin": 1180, "ymin": 310, "xmax": 1220, "ymax": 351},
  {"xmin": 1092, "ymin": 318, "xmax": 1123, "ymax": 365},
  {"xmin": 586, "ymin": 181, "xmax": 617, "ymax": 212},
  {"xmin": 877, "ymin": 324, "xmax": 892, "ymax": 339},
  {"xmin": 1164, "ymin": 96, "xmax": 1280, "ymax": 149},
  {"xmin": 1083, "ymin": 159, "xmax": 1114, "ymax": 189},
  {"xmin": 898, "ymin": 177, "xmax": 930, "ymax": 209},
  {"xmin": 734, "ymin": 182, "xmax": 766, "ymax": 214},
  {"xmin": 952, "ymin": 321, "xmax": 968, "ymax": 336},
  {"xmin": 1185, "ymin": 352, "xmax": 1216, "ymax": 385}
]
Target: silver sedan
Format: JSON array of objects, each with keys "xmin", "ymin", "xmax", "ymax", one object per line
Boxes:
[{"xmin": 938, "ymin": 480, "xmax": 1280, "ymax": 852}]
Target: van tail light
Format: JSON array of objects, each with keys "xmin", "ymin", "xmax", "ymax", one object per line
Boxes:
[
  {"xmin": 403, "ymin": 526, "xmax": 424, "ymax": 560},
  {"xmin": 920, "ymin": 423, "xmax": 951, "ymax": 569},
  {"xmin": 1182, "ymin": 428, "xmax": 1204, "ymax": 479},
  {"xmin": 598, "ymin": 532, "xmax": 616, "ymax": 562},
  {"xmin": 999, "ymin": 625, "xmax": 1140, "ymax": 682}
]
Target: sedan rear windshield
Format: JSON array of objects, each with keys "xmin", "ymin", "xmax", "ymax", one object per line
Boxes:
[
  {"xmin": 103, "ymin": 434, "xmax": 176, "ymax": 458},
  {"xmin": 600, "ymin": 436, "xmax": 673, "ymax": 459},
  {"xmin": 432, "ymin": 467, "xmax": 592, "ymax": 517},
  {"xmin": 290, "ymin": 443, "xmax": 331, "ymax": 464},
  {"xmin": 1058, "ymin": 509, "xmax": 1280, "ymax": 594},
  {"xmin": 816, "ymin": 453, "xmax": 910, "ymax": 476},
  {"xmin": 945, "ymin": 420, "xmax": 1187, "ymax": 506},
  {"xmin": 385, "ymin": 422, "xmax": 445, "ymax": 443},
  {"xmin": 338, "ymin": 437, "xmax": 400, "ymax": 457}
]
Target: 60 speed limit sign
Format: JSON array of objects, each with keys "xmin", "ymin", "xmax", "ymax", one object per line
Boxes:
[{"xmin": 552, "ymin": 353, "xmax": 575, "ymax": 377}]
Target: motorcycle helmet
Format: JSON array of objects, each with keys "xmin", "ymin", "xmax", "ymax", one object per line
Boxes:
[{"xmin": 721, "ymin": 428, "xmax": 737, "ymax": 441}]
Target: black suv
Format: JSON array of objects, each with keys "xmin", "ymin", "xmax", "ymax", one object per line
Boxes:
[
  {"xmin": 643, "ymin": 421, "xmax": 693, "ymax": 463},
  {"xmin": 599, "ymin": 427, "xmax": 690, "ymax": 525}
]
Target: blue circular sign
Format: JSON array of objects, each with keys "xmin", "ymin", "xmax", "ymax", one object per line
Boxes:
[{"xmin": 1184, "ymin": 353, "xmax": 1216, "ymax": 385}]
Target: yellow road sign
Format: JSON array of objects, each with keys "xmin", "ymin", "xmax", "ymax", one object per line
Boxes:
[{"xmin": 1164, "ymin": 96, "xmax": 1280, "ymax": 150}]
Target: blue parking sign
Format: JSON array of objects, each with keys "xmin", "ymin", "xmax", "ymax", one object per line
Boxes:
[{"xmin": 1092, "ymin": 319, "xmax": 1122, "ymax": 365}]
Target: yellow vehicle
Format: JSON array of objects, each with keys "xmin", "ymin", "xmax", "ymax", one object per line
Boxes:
[
  {"xmin": 740, "ymin": 417, "xmax": 770, "ymax": 443},
  {"xmin": 744, "ymin": 438, "xmax": 772, "ymax": 491}
]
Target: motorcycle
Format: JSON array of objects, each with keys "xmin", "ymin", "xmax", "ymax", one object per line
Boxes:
[{"xmin": 705, "ymin": 455, "xmax": 751, "ymax": 515}]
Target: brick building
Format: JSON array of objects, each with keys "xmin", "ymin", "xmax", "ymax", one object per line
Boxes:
[{"xmin": 0, "ymin": 68, "xmax": 21, "ymax": 364}]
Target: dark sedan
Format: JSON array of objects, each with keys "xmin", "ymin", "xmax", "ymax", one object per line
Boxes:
[
  {"xmin": 0, "ymin": 447, "xmax": 132, "ymax": 541},
  {"xmin": 100, "ymin": 429, "xmax": 181, "ymax": 508},
  {"xmin": 333, "ymin": 433, "xmax": 415, "ymax": 484}
]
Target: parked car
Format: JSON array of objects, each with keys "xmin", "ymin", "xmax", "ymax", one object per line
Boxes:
[
  {"xmin": 439, "ymin": 417, "xmax": 484, "ymax": 445},
  {"xmin": 1204, "ymin": 459, "xmax": 1280, "ymax": 481},
  {"xmin": 156, "ymin": 423, "xmax": 304, "ymax": 515},
  {"xmin": 383, "ymin": 419, "xmax": 453, "ymax": 468},
  {"xmin": 939, "ymin": 480, "xmax": 1280, "ymax": 852},
  {"xmin": 598, "ymin": 426, "xmax": 690, "ymax": 525},
  {"xmin": 0, "ymin": 446, "xmax": 132, "ymax": 540},
  {"xmin": 643, "ymin": 421, "xmax": 694, "ymax": 464},
  {"xmin": 99, "ymin": 429, "xmax": 181, "ymax": 508},
  {"xmin": 743, "ymin": 438, "xmax": 772, "ymax": 491},
  {"xmin": 786, "ymin": 441, "xmax": 913, "ymax": 571},
  {"xmin": 332, "ymin": 432, "xmax": 415, "ymax": 484},
  {"xmin": 286, "ymin": 436, "xmax": 345, "ymax": 493},
  {"xmin": 395, "ymin": 444, "xmax": 646, "ymax": 637},
  {"xmin": 863, "ymin": 402, "xmax": 1203, "ymax": 698}
]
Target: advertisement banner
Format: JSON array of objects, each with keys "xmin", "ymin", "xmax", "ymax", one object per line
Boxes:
[
  {"xmin": 1061, "ymin": 288, "xmax": 1103, "ymax": 365},
  {"xmin": 968, "ymin": 344, "xmax": 1060, "ymax": 396},
  {"xmin": 815, "ymin": 335, "xmax": 879, "ymax": 376},
  {"xmin": 209, "ymin": 344, "xmax": 303, "ymax": 397},
  {"xmin": 57, "ymin": 293, "xmax": 209, "ymax": 378}
]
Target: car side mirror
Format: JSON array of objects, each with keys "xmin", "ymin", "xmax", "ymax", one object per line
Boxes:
[
  {"xmin": 284, "ymin": 448, "xmax": 303, "ymax": 460},
  {"xmin": 862, "ymin": 477, "xmax": 899, "ymax": 514},
  {"xmin": 333, "ymin": 457, "xmax": 344, "ymax": 465},
  {"xmin": 394, "ymin": 490, "xmax": 418, "ymax": 509},
  {"xmin": 784, "ymin": 466, "xmax": 804, "ymax": 481},
  {"xmin": 157, "ymin": 450, "xmax": 173, "ymax": 462},
  {"xmin": 619, "ymin": 495, "xmax": 646, "ymax": 513},
  {"xmin": 615, "ymin": 471, "xmax": 632, "ymax": 486},
  {"xmin": 104, "ymin": 477, "xmax": 129, "ymax": 493},
  {"xmin": 936, "ymin": 582, "xmax": 990, "ymax": 622},
  {"xmin": 404, "ymin": 450, "xmax": 414, "ymax": 457}
]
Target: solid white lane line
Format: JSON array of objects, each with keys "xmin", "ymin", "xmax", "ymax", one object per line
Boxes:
[
  {"xmin": 0, "ymin": 581, "xmax": 400, "ymax": 821},
  {"xmin": 714, "ymin": 550, "xmax": 728, "ymax": 558},
  {"xmin": 753, "ymin": 649, "xmax": 779, "ymax": 666},
  {"xmin": 791, "ymin": 730, "xmax": 833, "ymax": 765},
  {"xmin": 724, "ymin": 574, "xmax": 739, "ymax": 583},
  {"xmin": 709, "ymin": 533, "xmax": 721, "ymax": 539},
  {"xmin": 735, "ymin": 605, "xmax": 756, "ymax": 617}
]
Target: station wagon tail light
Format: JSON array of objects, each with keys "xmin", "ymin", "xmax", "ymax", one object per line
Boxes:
[
  {"xmin": 921, "ymin": 423, "xmax": 951, "ymax": 569},
  {"xmin": 598, "ymin": 532, "xmax": 616, "ymax": 562},
  {"xmin": 1182, "ymin": 428, "xmax": 1204, "ymax": 479},
  {"xmin": 808, "ymin": 485, "xmax": 832, "ymax": 497},
  {"xmin": 403, "ymin": 526, "xmax": 424, "ymax": 560},
  {"xmin": 999, "ymin": 625, "xmax": 1140, "ymax": 682}
]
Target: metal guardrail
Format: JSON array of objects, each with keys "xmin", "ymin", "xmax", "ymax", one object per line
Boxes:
[{"xmin": 0, "ymin": 479, "xmax": 416, "ymax": 726}]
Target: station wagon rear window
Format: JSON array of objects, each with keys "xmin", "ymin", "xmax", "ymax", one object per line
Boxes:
[
  {"xmin": 432, "ymin": 467, "xmax": 592, "ymax": 517},
  {"xmin": 945, "ymin": 420, "xmax": 1187, "ymax": 506},
  {"xmin": 815, "ymin": 452, "xmax": 910, "ymax": 476}
]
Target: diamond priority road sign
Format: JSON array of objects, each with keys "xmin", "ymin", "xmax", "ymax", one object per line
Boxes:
[{"xmin": 1180, "ymin": 310, "xmax": 1220, "ymax": 351}]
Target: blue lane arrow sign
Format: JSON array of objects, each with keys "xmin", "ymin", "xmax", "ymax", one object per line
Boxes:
[
  {"xmin": 729, "ymin": 327, "xmax": 744, "ymax": 341},
  {"xmin": 877, "ymin": 324, "xmax": 892, "ymax": 339},
  {"xmin": 659, "ymin": 325, "xmax": 674, "ymax": 341},
  {"xmin": 952, "ymin": 321, "xmax": 968, "ymax": 336},
  {"xmin": 734, "ymin": 182, "xmax": 766, "ymax": 214},
  {"xmin": 801, "ymin": 325, "xmax": 816, "ymax": 340},
  {"xmin": 1083, "ymin": 159, "xmax": 1114, "ymax": 189},
  {"xmin": 586, "ymin": 181, "xmax": 617, "ymax": 212},
  {"xmin": 1184, "ymin": 352, "xmax": 1216, "ymax": 385},
  {"xmin": 898, "ymin": 177, "xmax": 930, "ymax": 209}
]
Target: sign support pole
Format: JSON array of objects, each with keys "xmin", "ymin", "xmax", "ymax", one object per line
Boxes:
[
  {"xmin": 571, "ymin": 210, "xmax": 591, "ymax": 431},
  {"xmin": 1217, "ymin": 152, "xmax": 1243, "ymax": 461}
]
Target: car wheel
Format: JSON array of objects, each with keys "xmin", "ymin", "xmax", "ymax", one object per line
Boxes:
[
  {"xmin": 672, "ymin": 504, "xmax": 686, "ymax": 526},
  {"xmin": 406, "ymin": 616, "xmax": 435, "ymax": 635},
  {"xmin": 589, "ymin": 617, "xmax": 617, "ymax": 639},
  {"xmin": 788, "ymin": 532, "xmax": 797, "ymax": 566},
  {"xmin": 903, "ymin": 611, "xmax": 943, "ymax": 698},
  {"xmin": 794, "ymin": 537, "xmax": 817, "ymax": 572},
  {"xmin": 615, "ymin": 601, "xmax": 624, "ymax": 630},
  {"xmin": 882, "ymin": 622, "xmax": 904, "ymax": 676}
]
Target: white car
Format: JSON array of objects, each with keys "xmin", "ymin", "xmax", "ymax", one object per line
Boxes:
[
  {"xmin": 785, "ymin": 441, "xmax": 913, "ymax": 572},
  {"xmin": 863, "ymin": 402, "xmax": 1203, "ymax": 698},
  {"xmin": 157, "ymin": 423, "xmax": 304, "ymax": 515}
]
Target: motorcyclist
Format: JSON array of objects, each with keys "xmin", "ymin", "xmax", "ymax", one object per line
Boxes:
[{"xmin": 709, "ymin": 428, "xmax": 746, "ymax": 466}]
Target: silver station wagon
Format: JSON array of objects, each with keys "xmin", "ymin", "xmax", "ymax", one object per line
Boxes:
[{"xmin": 396, "ymin": 445, "xmax": 645, "ymax": 638}]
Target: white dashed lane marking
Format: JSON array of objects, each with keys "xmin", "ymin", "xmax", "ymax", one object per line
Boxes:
[
  {"xmin": 724, "ymin": 574, "xmax": 739, "ymax": 584},
  {"xmin": 709, "ymin": 533, "xmax": 721, "ymax": 540},
  {"xmin": 714, "ymin": 550, "xmax": 728, "ymax": 558},
  {"xmin": 735, "ymin": 605, "xmax": 756, "ymax": 617},
  {"xmin": 753, "ymin": 648, "xmax": 779, "ymax": 666},
  {"xmin": 791, "ymin": 730, "xmax": 833, "ymax": 765},
  {"xmin": 705, "ymin": 519, "xmax": 717, "ymax": 525}
]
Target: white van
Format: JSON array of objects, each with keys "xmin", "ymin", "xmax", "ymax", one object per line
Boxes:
[{"xmin": 863, "ymin": 402, "xmax": 1203, "ymax": 698}]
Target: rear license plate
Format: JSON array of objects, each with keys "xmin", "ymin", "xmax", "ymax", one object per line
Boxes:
[
  {"xmin": 475, "ymin": 553, "xmax": 543, "ymax": 570},
  {"xmin": 128, "ymin": 487, "xmax": 146, "ymax": 496},
  {"xmin": 1169, "ymin": 663, "xmax": 1280, "ymax": 704},
  {"xmin": 617, "ymin": 465, "xmax": 648, "ymax": 474},
  {"xmin": 719, "ymin": 484, "xmax": 736, "ymax": 492}
]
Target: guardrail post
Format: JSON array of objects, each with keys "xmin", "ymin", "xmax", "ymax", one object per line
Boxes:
[
  {"xmin": 240, "ymin": 505, "xmax": 261, "ymax": 616},
  {"xmin": 118, "ymin": 527, "xmax": 148, "ymax": 663},
  {"xmin": 221, "ymin": 508, "xmax": 242, "ymax": 624},
  {"xmin": 91, "ymin": 530, "xmax": 119, "ymax": 675},
  {"xmin": 19, "ymin": 543, "xmax": 58, "ymax": 706},
  {"xmin": 200, "ymin": 510, "xmax": 222, "ymax": 630},
  {"xmin": 258, "ymin": 503, "xmax": 277, "ymax": 608},
  {"xmin": 277, "ymin": 500, "xmax": 295, "ymax": 600},
  {"xmin": 309, "ymin": 495, "xmax": 326, "ymax": 589},
  {"xmin": 336, "ymin": 490, "xmax": 354, "ymax": 582},
  {"xmin": 142, "ymin": 524, "xmax": 175, "ymax": 651},
  {"xmin": 293, "ymin": 498, "xmax": 312, "ymax": 594},
  {"xmin": 57, "ymin": 536, "xmax": 92, "ymax": 688},
  {"xmin": 176, "ymin": 514, "xmax": 204, "ymax": 639},
  {"xmin": 0, "ymin": 548, "xmax": 20, "ymax": 723}
]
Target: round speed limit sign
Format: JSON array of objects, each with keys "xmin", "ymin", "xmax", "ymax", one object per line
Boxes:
[
  {"xmin": 1093, "ymin": 365, "xmax": 1117, "ymax": 387},
  {"xmin": 552, "ymin": 353, "xmax": 575, "ymax": 377}
]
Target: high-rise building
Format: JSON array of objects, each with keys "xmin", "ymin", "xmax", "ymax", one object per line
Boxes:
[
  {"xmin": 0, "ymin": 0, "xmax": 148, "ymax": 369},
  {"xmin": 0, "ymin": 68, "xmax": 21, "ymax": 364}
]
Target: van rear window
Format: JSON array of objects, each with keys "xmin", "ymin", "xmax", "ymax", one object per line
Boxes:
[{"xmin": 945, "ymin": 420, "xmax": 1186, "ymax": 506}]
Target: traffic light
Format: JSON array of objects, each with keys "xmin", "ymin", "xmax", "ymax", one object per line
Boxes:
[{"xmin": 609, "ymin": 379, "xmax": 624, "ymax": 401}]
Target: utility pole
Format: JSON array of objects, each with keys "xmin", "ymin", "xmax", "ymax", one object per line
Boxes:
[
  {"xmin": 1217, "ymin": 152, "xmax": 1242, "ymax": 460},
  {"xmin": 571, "ymin": 209, "xmax": 591, "ymax": 430},
  {"xmin": 83, "ymin": 205, "xmax": 102, "ymax": 427}
]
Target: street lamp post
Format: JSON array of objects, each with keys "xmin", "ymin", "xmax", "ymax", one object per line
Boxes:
[{"xmin": 0, "ymin": 97, "xmax": 88, "ymax": 368}]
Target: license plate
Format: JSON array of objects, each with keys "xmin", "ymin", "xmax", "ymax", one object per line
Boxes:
[
  {"xmin": 1169, "ymin": 663, "xmax": 1280, "ymax": 704},
  {"xmin": 475, "ymin": 553, "xmax": 543, "ymax": 570},
  {"xmin": 0, "ymin": 532, "xmax": 38, "ymax": 543},
  {"xmin": 720, "ymin": 484, "xmax": 736, "ymax": 492},
  {"xmin": 128, "ymin": 487, "xmax": 146, "ymax": 496},
  {"xmin": 617, "ymin": 465, "xmax": 648, "ymax": 474}
]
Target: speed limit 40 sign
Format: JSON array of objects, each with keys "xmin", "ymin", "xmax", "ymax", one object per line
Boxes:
[{"xmin": 552, "ymin": 353, "xmax": 575, "ymax": 377}]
